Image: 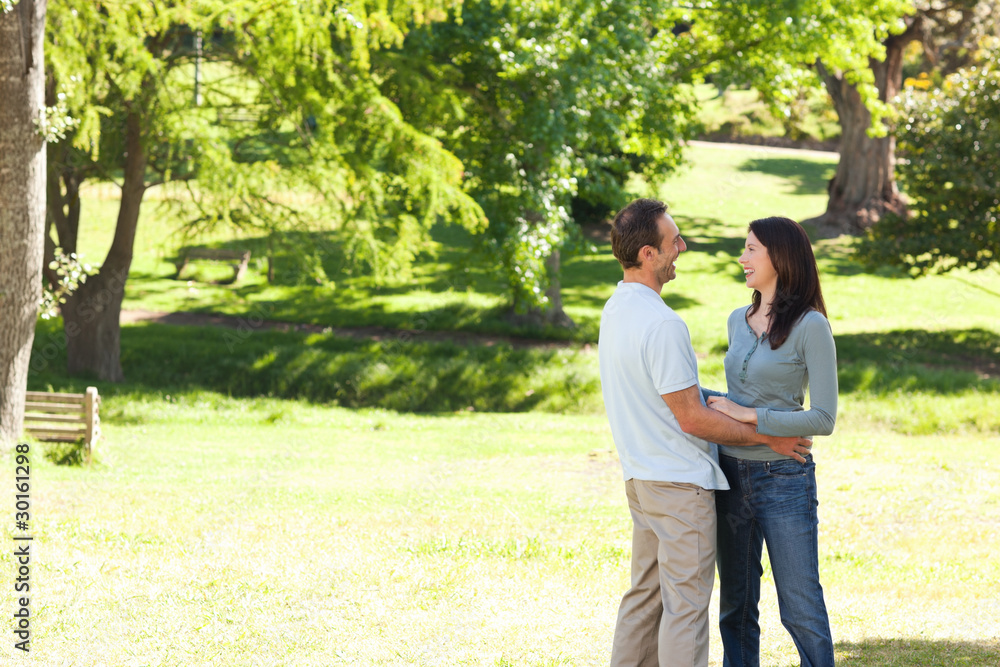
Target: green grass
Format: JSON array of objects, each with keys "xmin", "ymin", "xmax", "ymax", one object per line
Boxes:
[
  {"xmin": 13, "ymin": 141, "xmax": 1000, "ymax": 665},
  {"xmin": 29, "ymin": 318, "xmax": 603, "ymax": 414},
  {"xmin": 2, "ymin": 398, "xmax": 998, "ymax": 665}
]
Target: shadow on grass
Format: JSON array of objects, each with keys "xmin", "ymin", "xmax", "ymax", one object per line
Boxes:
[
  {"xmin": 559, "ymin": 282, "xmax": 700, "ymax": 314},
  {"xmin": 837, "ymin": 328, "xmax": 1000, "ymax": 393},
  {"xmin": 672, "ymin": 215, "xmax": 752, "ymax": 280},
  {"xmin": 559, "ymin": 253, "xmax": 623, "ymax": 291},
  {"xmin": 738, "ymin": 156, "xmax": 836, "ymax": 195},
  {"xmin": 145, "ymin": 219, "xmax": 708, "ymax": 343},
  {"xmin": 166, "ymin": 225, "xmax": 504, "ymax": 294},
  {"xmin": 813, "ymin": 237, "xmax": 872, "ymax": 278},
  {"xmin": 28, "ymin": 320, "xmax": 600, "ymax": 415},
  {"xmin": 944, "ymin": 272, "xmax": 1000, "ymax": 300},
  {"xmin": 28, "ymin": 320, "xmax": 1000, "ymax": 422},
  {"xmin": 145, "ymin": 225, "xmax": 603, "ymax": 341},
  {"xmin": 836, "ymin": 637, "xmax": 1000, "ymax": 666}
]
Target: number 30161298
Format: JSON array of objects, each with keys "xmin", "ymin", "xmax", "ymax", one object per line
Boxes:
[{"xmin": 15, "ymin": 442, "xmax": 30, "ymax": 522}]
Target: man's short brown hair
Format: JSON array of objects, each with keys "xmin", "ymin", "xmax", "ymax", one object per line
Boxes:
[{"xmin": 611, "ymin": 198, "xmax": 668, "ymax": 270}]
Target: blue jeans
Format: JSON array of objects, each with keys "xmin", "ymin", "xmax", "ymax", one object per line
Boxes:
[{"xmin": 715, "ymin": 454, "xmax": 834, "ymax": 667}]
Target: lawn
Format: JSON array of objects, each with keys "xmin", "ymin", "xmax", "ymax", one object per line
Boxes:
[
  {"xmin": 2, "ymin": 399, "xmax": 998, "ymax": 665},
  {"xmin": 5, "ymin": 142, "xmax": 1000, "ymax": 665}
]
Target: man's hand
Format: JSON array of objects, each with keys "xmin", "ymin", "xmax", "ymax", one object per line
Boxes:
[{"xmin": 761, "ymin": 435, "xmax": 813, "ymax": 463}]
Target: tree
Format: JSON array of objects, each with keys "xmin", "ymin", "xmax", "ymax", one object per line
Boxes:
[
  {"xmin": 387, "ymin": 0, "xmax": 696, "ymax": 325},
  {"xmin": 805, "ymin": 0, "xmax": 998, "ymax": 234},
  {"xmin": 652, "ymin": 2, "xmax": 910, "ymax": 236},
  {"xmin": 45, "ymin": 1, "xmax": 214, "ymax": 382},
  {"xmin": 660, "ymin": 2, "xmax": 1000, "ymax": 236},
  {"xmin": 858, "ymin": 45, "xmax": 1000, "ymax": 274},
  {"xmin": 396, "ymin": 0, "xmax": 942, "ymax": 324},
  {"xmin": 45, "ymin": 0, "xmax": 484, "ymax": 381},
  {"xmin": 0, "ymin": 0, "xmax": 46, "ymax": 447}
]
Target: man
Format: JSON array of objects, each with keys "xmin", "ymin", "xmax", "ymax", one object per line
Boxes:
[{"xmin": 599, "ymin": 198, "xmax": 811, "ymax": 667}]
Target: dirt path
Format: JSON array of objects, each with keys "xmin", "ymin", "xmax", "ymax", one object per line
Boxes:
[
  {"xmin": 119, "ymin": 309, "xmax": 583, "ymax": 350},
  {"xmin": 685, "ymin": 139, "xmax": 839, "ymax": 159}
]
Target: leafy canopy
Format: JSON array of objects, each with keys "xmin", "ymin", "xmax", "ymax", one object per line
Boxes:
[
  {"xmin": 683, "ymin": 0, "xmax": 914, "ymax": 129},
  {"xmin": 46, "ymin": 0, "xmax": 486, "ymax": 283},
  {"xmin": 389, "ymin": 0, "xmax": 700, "ymax": 311}
]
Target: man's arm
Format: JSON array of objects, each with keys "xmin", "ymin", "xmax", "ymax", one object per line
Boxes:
[{"xmin": 662, "ymin": 385, "xmax": 812, "ymax": 462}]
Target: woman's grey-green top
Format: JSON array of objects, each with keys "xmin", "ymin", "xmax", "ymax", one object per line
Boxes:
[{"xmin": 718, "ymin": 307, "xmax": 838, "ymax": 461}]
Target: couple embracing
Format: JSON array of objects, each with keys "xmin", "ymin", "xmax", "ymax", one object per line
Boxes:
[{"xmin": 599, "ymin": 198, "xmax": 838, "ymax": 667}]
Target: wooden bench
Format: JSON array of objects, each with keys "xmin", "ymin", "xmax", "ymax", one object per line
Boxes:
[
  {"xmin": 174, "ymin": 248, "xmax": 251, "ymax": 284},
  {"xmin": 24, "ymin": 387, "xmax": 101, "ymax": 462}
]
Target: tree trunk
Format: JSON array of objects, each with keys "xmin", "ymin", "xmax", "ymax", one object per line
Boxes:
[
  {"xmin": 538, "ymin": 249, "xmax": 574, "ymax": 327},
  {"xmin": 61, "ymin": 267, "xmax": 129, "ymax": 382},
  {"xmin": 47, "ymin": 160, "xmax": 82, "ymax": 254},
  {"xmin": 507, "ymin": 249, "xmax": 575, "ymax": 328},
  {"xmin": 61, "ymin": 108, "xmax": 147, "ymax": 382},
  {"xmin": 806, "ymin": 18, "xmax": 923, "ymax": 235},
  {"xmin": 0, "ymin": 0, "xmax": 47, "ymax": 447},
  {"xmin": 44, "ymin": 143, "xmax": 84, "ymax": 285}
]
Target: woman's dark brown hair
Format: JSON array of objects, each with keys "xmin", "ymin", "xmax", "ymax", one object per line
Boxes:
[{"xmin": 747, "ymin": 217, "xmax": 827, "ymax": 349}]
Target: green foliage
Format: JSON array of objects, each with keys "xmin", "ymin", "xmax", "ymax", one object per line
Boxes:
[
  {"xmin": 45, "ymin": 0, "xmax": 485, "ymax": 286},
  {"xmin": 381, "ymin": 0, "xmax": 919, "ymax": 314},
  {"xmin": 44, "ymin": 0, "xmax": 921, "ymax": 321},
  {"xmin": 389, "ymin": 0, "xmax": 696, "ymax": 313},
  {"xmin": 692, "ymin": 84, "xmax": 840, "ymax": 143},
  {"xmin": 39, "ymin": 249, "xmax": 92, "ymax": 319},
  {"xmin": 46, "ymin": 0, "xmax": 192, "ymax": 160},
  {"xmin": 35, "ymin": 102, "xmax": 79, "ymax": 142},
  {"xmin": 186, "ymin": 1, "xmax": 487, "ymax": 283},
  {"xmin": 902, "ymin": 1, "xmax": 999, "ymax": 79},
  {"xmin": 859, "ymin": 46, "xmax": 1000, "ymax": 274},
  {"xmin": 679, "ymin": 0, "xmax": 914, "ymax": 132}
]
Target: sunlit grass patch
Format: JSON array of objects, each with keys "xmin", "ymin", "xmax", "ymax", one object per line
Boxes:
[{"xmin": 3, "ymin": 397, "xmax": 998, "ymax": 665}]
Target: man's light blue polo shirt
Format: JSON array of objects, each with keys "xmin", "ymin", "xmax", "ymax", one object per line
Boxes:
[{"xmin": 599, "ymin": 281, "xmax": 728, "ymax": 490}]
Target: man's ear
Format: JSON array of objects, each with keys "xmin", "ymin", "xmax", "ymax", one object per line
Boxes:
[{"xmin": 639, "ymin": 245, "xmax": 652, "ymax": 265}]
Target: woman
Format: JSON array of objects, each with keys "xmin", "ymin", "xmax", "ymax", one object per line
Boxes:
[{"xmin": 706, "ymin": 216, "xmax": 837, "ymax": 667}]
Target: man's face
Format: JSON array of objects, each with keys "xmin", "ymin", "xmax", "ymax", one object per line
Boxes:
[{"xmin": 650, "ymin": 214, "xmax": 687, "ymax": 284}]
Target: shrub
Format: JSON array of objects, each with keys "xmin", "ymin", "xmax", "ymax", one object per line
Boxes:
[{"xmin": 859, "ymin": 46, "xmax": 1000, "ymax": 274}]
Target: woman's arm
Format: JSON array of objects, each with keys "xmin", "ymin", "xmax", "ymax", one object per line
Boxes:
[
  {"xmin": 754, "ymin": 313, "xmax": 838, "ymax": 437},
  {"xmin": 662, "ymin": 386, "xmax": 812, "ymax": 462},
  {"xmin": 706, "ymin": 395, "xmax": 754, "ymax": 423}
]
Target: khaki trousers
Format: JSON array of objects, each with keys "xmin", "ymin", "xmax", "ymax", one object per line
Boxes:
[{"xmin": 610, "ymin": 479, "xmax": 717, "ymax": 667}]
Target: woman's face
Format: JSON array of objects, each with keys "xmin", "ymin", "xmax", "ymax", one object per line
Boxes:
[{"xmin": 739, "ymin": 231, "xmax": 778, "ymax": 293}]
